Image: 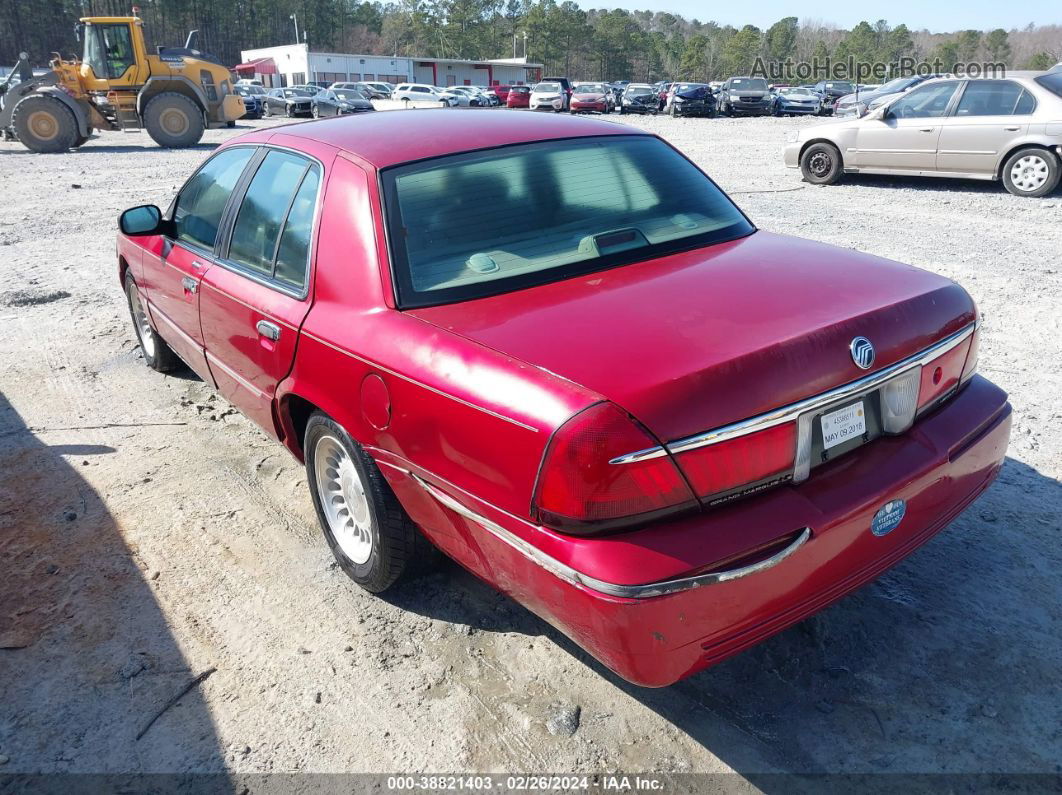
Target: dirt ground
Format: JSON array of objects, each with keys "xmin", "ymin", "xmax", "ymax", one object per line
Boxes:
[{"xmin": 0, "ymin": 107, "xmax": 1060, "ymax": 784}]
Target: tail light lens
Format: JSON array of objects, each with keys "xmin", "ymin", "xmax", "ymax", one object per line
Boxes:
[
  {"xmin": 918, "ymin": 338, "xmax": 971, "ymax": 411},
  {"xmin": 881, "ymin": 367, "xmax": 921, "ymax": 433},
  {"xmin": 674, "ymin": 423, "xmax": 796, "ymax": 502},
  {"xmin": 960, "ymin": 327, "xmax": 979, "ymax": 384},
  {"xmin": 531, "ymin": 402, "xmax": 695, "ymax": 533}
]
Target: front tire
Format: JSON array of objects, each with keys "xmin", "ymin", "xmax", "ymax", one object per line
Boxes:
[
  {"xmin": 305, "ymin": 413, "xmax": 434, "ymax": 593},
  {"xmin": 125, "ymin": 274, "xmax": 180, "ymax": 373},
  {"xmin": 800, "ymin": 142, "xmax": 844, "ymax": 185},
  {"xmin": 1001, "ymin": 147, "xmax": 1060, "ymax": 198},
  {"xmin": 12, "ymin": 95, "xmax": 79, "ymax": 153},
  {"xmin": 143, "ymin": 92, "xmax": 204, "ymax": 148}
]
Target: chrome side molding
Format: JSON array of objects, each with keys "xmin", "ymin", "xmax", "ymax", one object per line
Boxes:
[
  {"xmin": 411, "ymin": 472, "xmax": 811, "ymax": 599},
  {"xmin": 611, "ymin": 322, "xmax": 977, "ymax": 465}
]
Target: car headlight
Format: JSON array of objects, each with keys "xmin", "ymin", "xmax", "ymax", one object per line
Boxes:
[
  {"xmin": 730, "ymin": 94, "xmax": 741, "ymax": 101},
  {"xmin": 674, "ymin": 96, "xmax": 686, "ymax": 103}
]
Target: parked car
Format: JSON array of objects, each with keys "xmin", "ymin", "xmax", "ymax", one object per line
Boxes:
[
  {"xmin": 331, "ymin": 81, "xmax": 392, "ymax": 99},
  {"xmin": 811, "ymin": 80, "xmax": 855, "ymax": 115},
  {"xmin": 472, "ymin": 86, "xmax": 501, "ymax": 106},
  {"xmin": 262, "ymin": 87, "xmax": 314, "ymax": 117},
  {"xmin": 311, "ymin": 88, "xmax": 375, "ymax": 117},
  {"xmin": 541, "ymin": 76, "xmax": 573, "ymax": 103},
  {"xmin": 393, "ymin": 83, "xmax": 458, "ymax": 106},
  {"xmin": 665, "ymin": 82, "xmax": 716, "ymax": 117},
  {"xmin": 570, "ymin": 82, "xmax": 611, "ymax": 113},
  {"xmin": 236, "ymin": 78, "xmax": 263, "ymax": 88},
  {"xmin": 506, "ymin": 85, "xmax": 531, "ymax": 108},
  {"xmin": 234, "ymin": 83, "xmax": 265, "ymax": 118},
  {"xmin": 443, "ymin": 86, "xmax": 485, "ymax": 107},
  {"xmin": 530, "ymin": 81, "xmax": 567, "ymax": 111},
  {"xmin": 117, "ymin": 110, "xmax": 1010, "ymax": 687},
  {"xmin": 833, "ymin": 75, "xmax": 943, "ymax": 118},
  {"xmin": 772, "ymin": 86, "xmax": 822, "ymax": 116},
  {"xmin": 488, "ymin": 84, "xmax": 512, "ymax": 103},
  {"xmin": 1051, "ymin": 62, "xmax": 1062, "ymax": 73},
  {"xmin": 619, "ymin": 83, "xmax": 658, "ymax": 114},
  {"xmin": 786, "ymin": 74, "xmax": 1062, "ymax": 197},
  {"xmin": 718, "ymin": 77, "xmax": 773, "ymax": 116}
]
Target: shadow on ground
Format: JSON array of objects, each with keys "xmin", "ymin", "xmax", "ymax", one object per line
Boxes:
[
  {"xmin": 389, "ymin": 455, "xmax": 1061, "ymax": 780},
  {"xmin": 0, "ymin": 392, "xmax": 229, "ymax": 785}
]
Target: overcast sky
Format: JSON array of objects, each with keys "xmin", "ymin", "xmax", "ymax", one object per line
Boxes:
[{"xmin": 597, "ymin": 0, "xmax": 1059, "ymax": 33}]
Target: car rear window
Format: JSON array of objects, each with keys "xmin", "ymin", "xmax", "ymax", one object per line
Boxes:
[
  {"xmin": 381, "ymin": 136, "xmax": 753, "ymax": 308},
  {"xmin": 1035, "ymin": 72, "xmax": 1062, "ymax": 98}
]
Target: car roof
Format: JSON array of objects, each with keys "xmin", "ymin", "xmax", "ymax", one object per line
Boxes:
[{"xmin": 249, "ymin": 109, "xmax": 647, "ymax": 169}]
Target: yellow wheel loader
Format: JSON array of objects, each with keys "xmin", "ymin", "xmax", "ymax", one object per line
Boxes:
[{"xmin": 0, "ymin": 11, "xmax": 244, "ymax": 153}]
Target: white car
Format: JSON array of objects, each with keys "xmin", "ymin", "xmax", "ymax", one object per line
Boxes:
[
  {"xmin": 361, "ymin": 81, "xmax": 394, "ymax": 98},
  {"xmin": 530, "ymin": 81, "xmax": 567, "ymax": 111},
  {"xmin": 443, "ymin": 87, "xmax": 483, "ymax": 107},
  {"xmin": 392, "ymin": 83, "xmax": 458, "ymax": 106}
]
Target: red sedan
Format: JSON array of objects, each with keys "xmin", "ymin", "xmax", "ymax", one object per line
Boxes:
[
  {"xmin": 570, "ymin": 82, "xmax": 611, "ymax": 113},
  {"xmin": 116, "ymin": 112, "xmax": 1010, "ymax": 687},
  {"xmin": 506, "ymin": 85, "xmax": 530, "ymax": 108}
]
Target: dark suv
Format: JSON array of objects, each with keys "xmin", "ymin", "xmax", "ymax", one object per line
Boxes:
[
  {"xmin": 812, "ymin": 80, "xmax": 855, "ymax": 115},
  {"xmin": 719, "ymin": 77, "xmax": 772, "ymax": 116}
]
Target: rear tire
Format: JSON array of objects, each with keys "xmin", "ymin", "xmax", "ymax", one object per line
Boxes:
[
  {"xmin": 1001, "ymin": 147, "xmax": 1060, "ymax": 198},
  {"xmin": 12, "ymin": 95, "xmax": 79, "ymax": 153},
  {"xmin": 124, "ymin": 273, "xmax": 180, "ymax": 373},
  {"xmin": 305, "ymin": 413, "xmax": 436, "ymax": 593},
  {"xmin": 800, "ymin": 142, "xmax": 844, "ymax": 185},
  {"xmin": 143, "ymin": 92, "xmax": 204, "ymax": 148}
]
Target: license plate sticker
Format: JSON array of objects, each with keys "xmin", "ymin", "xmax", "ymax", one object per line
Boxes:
[{"xmin": 820, "ymin": 401, "xmax": 866, "ymax": 450}]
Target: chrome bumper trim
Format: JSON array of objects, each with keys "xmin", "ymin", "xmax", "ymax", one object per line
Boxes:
[
  {"xmin": 410, "ymin": 473, "xmax": 810, "ymax": 599},
  {"xmin": 611, "ymin": 321, "xmax": 977, "ymax": 465}
]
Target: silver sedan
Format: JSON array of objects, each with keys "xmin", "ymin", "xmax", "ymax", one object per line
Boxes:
[{"xmin": 784, "ymin": 73, "xmax": 1062, "ymax": 197}]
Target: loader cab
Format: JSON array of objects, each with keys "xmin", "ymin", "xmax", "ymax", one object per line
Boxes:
[{"xmin": 79, "ymin": 17, "xmax": 148, "ymax": 88}]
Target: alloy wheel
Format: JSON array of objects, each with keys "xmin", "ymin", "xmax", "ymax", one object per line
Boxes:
[
  {"xmin": 313, "ymin": 434, "xmax": 373, "ymax": 565},
  {"xmin": 127, "ymin": 282, "xmax": 156, "ymax": 359}
]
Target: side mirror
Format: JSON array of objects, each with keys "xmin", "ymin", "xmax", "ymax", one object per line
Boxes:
[
  {"xmin": 119, "ymin": 204, "xmax": 164, "ymax": 236},
  {"xmin": 866, "ymin": 104, "xmax": 888, "ymax": 121}
]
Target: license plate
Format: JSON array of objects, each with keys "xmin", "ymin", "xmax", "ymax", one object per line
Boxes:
[{"xmin": 820, "ymin": 401, "xmax": 866, "ymax": 450}]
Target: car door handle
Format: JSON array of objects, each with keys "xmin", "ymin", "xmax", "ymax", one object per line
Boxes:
[
  {"xmin": 1004, "ymin": 126, "xmax": 1020, "ymax": 131},
  {"xmin": 181, "ymin": 276, "xmax": 199, "ymax": 293},
  {"xmin": 919, "ymin": 128, "xmax": 935, "ymax": 132},
  {"xmin": 256, "ymin": 320, "xmax": 281, "ymax": 341},
  {"xmin": 191, "ymin": 260, "xmax": 206, "ymax": 270}
]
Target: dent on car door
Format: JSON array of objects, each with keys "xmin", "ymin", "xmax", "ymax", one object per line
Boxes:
[
  {"xmin": 936, "ymin": 80, "xmax": 1036, "ymax": 175},
  {"xmin": 854, "ymin": 81, "xmax": 959, "ymax": 171},
  {"xmin": 140, "ymin": 146, "xmax": 256, "ymax": 382},
  {"xmin": 198, "ymin": 148, "xmax": 326, "ymax": 436}
]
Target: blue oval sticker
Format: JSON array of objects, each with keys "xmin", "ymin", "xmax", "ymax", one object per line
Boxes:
[{"xmin": 871, "ymin": 499, "xmax": 906, "ymax": 537}]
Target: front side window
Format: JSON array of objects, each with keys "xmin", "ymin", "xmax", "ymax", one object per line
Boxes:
[
  {"xmin": 227, "ymin": 150, "xmax": 320, "ymax": 289},
  {"xmin": 83, "ymin": 23, "xmax": 135, "ymax": 80},
  {"xmin": 173, "ymin": 147, "xmax": 255, "ymax": 251},
  {"xmin": 955, "ymin": 81, "xmax": 1035, "ymax": 116},
  {"xmin": 383, "ymin": 136, "xmax": 753, "ymax": 308},
  {"xmin": 887, "ymin": 81, "xmax": 959, "ymax": 118}
]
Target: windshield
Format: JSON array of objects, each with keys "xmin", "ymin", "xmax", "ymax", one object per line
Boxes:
[
  {"xmin": 824, "ymin": 81, "xmax": 854, "ymax": 92},
  {"xmin": 83, "ymin": 23, "xmax": 135, "ymax": 80},
  {"xmin": 730, "ymin": 78, "xmax": 767, "ymax": 91},
  {"xmin": 627, "ymin": 86, "xmax": 653, "ymax": 95},
  {"xmin": 334, "ymin": 90, "xmax": 364, "ymax": 100},
  {"xmin": 535, "ymin": 82, "xmax": 561, "ymax": 92},
  {"xmin": 511, "ymin": 86, "xmax": 530, "ymax": 93},
  {"xmin": 286, "ymin": 89, "xmax": 312, "ymax": 97},
  {"xmin": 783, "ymin": 88, "xmax": 814, "ymax": 96},
  {"xmin": 382, "ymin": 136, "xmax": 753, "ymax": 308},
  {"xmin": 574, "ymin": 84, "xmax": 605, "ymax": 94},
  {"xmin": 1035, "ymin": 72, "xmax": 1062, "ymax": 98}
]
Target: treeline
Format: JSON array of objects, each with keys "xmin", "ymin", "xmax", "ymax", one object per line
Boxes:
[{"xmin": 2, "ymin": 0, "xmax": 1060, "ymax": 81}]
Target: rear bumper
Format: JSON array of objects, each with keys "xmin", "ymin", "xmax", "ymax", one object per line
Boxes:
[{"xmin": 384, "ymin": 375, "xmax": 1010, "ymax": 687}]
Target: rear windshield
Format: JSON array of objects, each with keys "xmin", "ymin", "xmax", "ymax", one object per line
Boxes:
[
  {"xmin": 535, "ymin": 82, "xmax": 561, "ymax": 92},
  {"xmin": 382, "ymin": 136, "xmax": 753, "ymax": 307},
  {"xmin": 1035, "ymin": 72, "xmax": 1062, "ymax": 98}
]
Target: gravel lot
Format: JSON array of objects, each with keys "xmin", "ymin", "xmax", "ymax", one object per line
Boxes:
[{"xmin": 1, "ymin": 106, "xmax": 1060, "ymax": 782}]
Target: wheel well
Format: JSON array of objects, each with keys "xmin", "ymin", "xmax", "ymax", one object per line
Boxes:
[
  {"xmin": 799, "ymin": 138, "xmax": 843, "ymax": 164},
  {"xmin": 996, "ymin": 143, "xmax": 1058, "ymax": 180},
  {"xmin": 118, "ymin": 255, "xmax": 129, "ymax": 287},
  {"xmin": 280, "ymin": 394, "xmax": 321, "ymax": 462}
]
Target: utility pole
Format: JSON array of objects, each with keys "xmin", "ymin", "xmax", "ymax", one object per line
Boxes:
[{"xmin": 290, "ymin": 13, "xmax": 299, "ymax": 46}]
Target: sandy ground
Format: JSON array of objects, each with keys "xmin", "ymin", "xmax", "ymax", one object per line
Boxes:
[{"xmin": 0, "ymin": 106, "xmax": 1060, "ymax": 783}]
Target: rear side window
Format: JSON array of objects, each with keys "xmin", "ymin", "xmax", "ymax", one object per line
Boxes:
[
  {"xmin": 227, "ymin": 150, "xmax": 320, "ymax": 289},
  {"xmin": 955, "ymin": 81, "xmax": 1036, "ymax": 116},
  {"xmin": 173, "ymin": 147, "xmax": 255, "ymax": 251}
]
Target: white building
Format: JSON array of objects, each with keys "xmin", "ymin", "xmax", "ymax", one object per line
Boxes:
[{"xmin": 235, "ymin": 45, "xmax": 542, "ymax": 88}]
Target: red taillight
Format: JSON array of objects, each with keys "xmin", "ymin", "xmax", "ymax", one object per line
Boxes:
[
  {"xmin": 532, "ymin": 402, "xmax": 695, "ymax": 532},
  {"xmin": 674, "ymin": 423, "xmax": 796, "ymax": 501},
  {"xmin": 918, "ymin": 338, "xmax": 970, "ymax": 410},
  {"xmin": 959, "ymin": 327, "xmax": 979, "ymax": 384}
]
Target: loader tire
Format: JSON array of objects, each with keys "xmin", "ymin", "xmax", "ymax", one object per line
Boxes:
[
  {"xmin": 144, "ymin": 92, "xmax": 204, "ymax": 148},
  {"xmin": 12, "ymin": 95, "xmax": 79, "ymax": 153}
]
